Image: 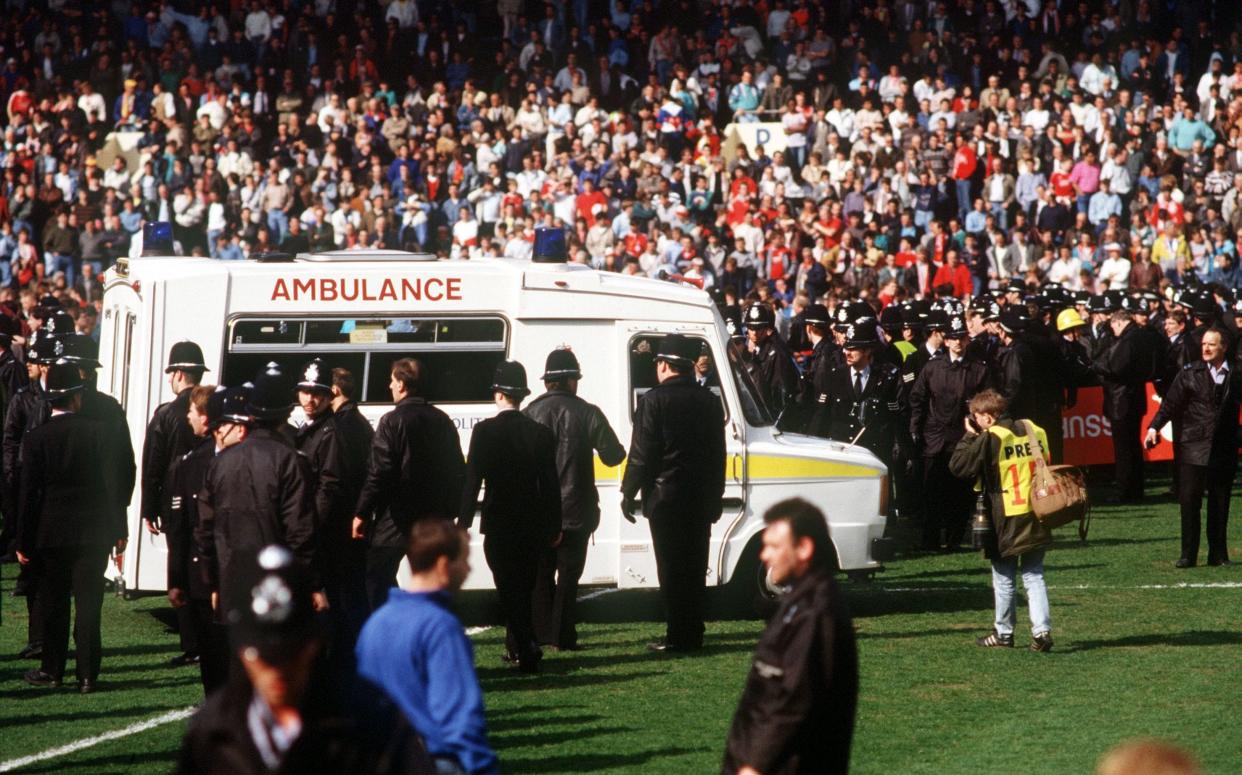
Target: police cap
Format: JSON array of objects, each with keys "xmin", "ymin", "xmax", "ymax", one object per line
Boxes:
[
  {"xmin": 944, "ymin": 314, "xmax": 968, "ymax": 338},
  {"xmin": 247, "ymin": 362, "xmax": 295, "ymax": 422},
  {"xmin": 46, "ymin": 310, "xmax": 76, "ymax": 336},
  {"xmin": 295, "ymin": 358, "xmax": 333, "ymax": 394},
  {"xmin": 654, "ymin": 334, "xmax": 698, "ymax": 369},
  {"xmin": 924, "ymin": 309, "xmax": 950, "ymax": 332},
  {"xmin": 745, "ymin": 303, "xmax": 775, "ymax": 329},
  {"xmin": 44, "ymin": 359, "xmax": 85, "ymax": 398},
  {"xmin": 998, "ymin": 309, "xmax": 1028, "ymax": 334},
  {"xmin": 1003, "ymin": 278, "xmax": 1027, "ymax": 294},
  {"xmin": 60, "ymin": 332, "xmax": 101, "ymax": 369},
  {"xmin": 804, "ymin": 303, "xmax": 832, "ymax": 327},
  {"xmin": 30, "ymin": 332, "xmax": 66, "ymax": 365},
  {"xmin": 491, "ymin": 360, "xmax": 531, "ymax": 399},
  {"xmin": 843, "ymin": 321, "xmax": 879, "ymax": 349},
  {"xmin": 541, "ymin": 348, "xmax": 582, "ymax": 381},
  {"xmin": 165, "ymin": 341, "xmax": 210, "ymax": 373},
  {"xmin": 226, "ymin": 545, "xmax": 319, "ymax": 664},
  {"xmin": 878, "ymin": 305, "xmax": 904, "ymax": 331}
]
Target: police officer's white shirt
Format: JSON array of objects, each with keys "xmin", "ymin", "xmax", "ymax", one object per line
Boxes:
[{"xmin": 851, "ymin": 364, "xmax": 871, "ymax": 393}]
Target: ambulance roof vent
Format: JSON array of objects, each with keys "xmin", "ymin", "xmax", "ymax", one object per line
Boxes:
[
  {"xmin": 252, "ymin": 251, "xmax": 294, "ymax": 263},
  {"xmin": 296, "ymin": 249, "xmax": 438, "ymax": 263}
]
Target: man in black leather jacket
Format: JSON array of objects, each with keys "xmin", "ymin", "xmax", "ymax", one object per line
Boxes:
[
  {"xmin": 328, "ymin": 367, "xmax": 374, "ymax": 657},
  {"xmin": 1146, "ymin": 328, "xmax": 1240, "ymax": 568},
  {"xmin": 621, "ymin": 334, "xmax": 726, "ymax": 652},
  {"xmin": 1093, "ymin": 310, "xmax": 1151, "ymax": 503},
  {"xmin": 524, "ymin": 348, "xmax": 625, "ymax": 651},
  {"xmin": 352, "ymin": 358, "xmax": 464, "ymax": 610}
]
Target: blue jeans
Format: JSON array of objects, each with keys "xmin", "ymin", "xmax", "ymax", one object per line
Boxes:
[
  {"xmin": 266, "ymin": 209, "xmax": 289, "ymax": 244},
  {"xmin": 955, "ymin": 178, "xmax": 972, "ymax": 220},
  {"xmin": 991, "ymin": 547, "xmax": 1050, "ymax": 637},
  {"xmin": 989, "ymin": 202, "xmax": 1007, "ymax": 230},
  {"xmin": 206, "ymin": 229, "xmax": 223, "ymax": 258},
  {"xmin": 914, "ymin": 209, "xmax": 933, "ymax": 229}
]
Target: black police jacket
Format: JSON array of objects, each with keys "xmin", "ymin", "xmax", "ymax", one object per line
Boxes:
[
  {"xmin": 909, "ymin": 352, "xmax": 992, "ymax": 457},
  {"xmin": 1154, "ymin": 333, "xmax": 1188, "ymax": 397},
  {"xmin": 195, "ymin": 427, "xmax": 317, "ymax": 599},
  {"xmin": 141, "ymin": 387, "xmax": 198, "ymax": 527},
  {"xmin": 899, "ymin": 342, "xmax": 938, "ymax": 393},
  {"xmin": 296, "ymin": 411, "xmax": 345, "ymax": 541},
  {"xmin": 332, "ymin": 402, "xmax": 375, "ymax": 524},
  {"xmin": 745, "ymin": 334, "xmax": 799, "ymax": 417},
  {"xmin": 824, "ymin": 362, "xmax": 903, "ymax": 460},
  {"xmin": 799, "ymin": 338, "xmax": 837, "ymax": 438},
  {"xmin": 166, "ymin": 438, "xmax": 213, "ymax": 600},
  {"xmin": 997, "ymin": 337, "xmax": 1040, "ymax": 421},
  {"xmin": 177, "ymin": 674, "xmax": 434, "ymax": 775},
  {"xmin": 524, "ymin": 390, "xmax": 626, "ymax": 532},
  {"xmin": 80, "ymin": 387, "xmax": 137, "ymax": 525},
  {"xmin": 459, "ymin": 409, "xmax": 561, "ymax": 543},
  {"xmin": 0, "ymin": 349, "xmax": 24, "ymax": 424},
  {"xmin": 1092, "ymin": 323, "xmax": 1150, "ymax": 420},
  {"xmin": 621, "ymin": 375, "xmax": 726, "ymax": 521},
  {"xmin": 721, "ymin": 566, "xmax": 858, "ymax": 775},
  {"xmin": 354, "ymin": 397, "xmax": 464, "ymax": 537},
  {"xmin": 0, "ymin": 381, "xmax": 46, "ymax": 546},
  {"xmin": 1055, "ymin": 336, "xmax": 1096, "ymax": 408},
  {"xmin": 17, "ymin": 412, "xmax": 127, "ymax": 554},
  {"xmin": 1082, "ymin": 322, "xmax": 1114, "ymax": 362},
  {"xmin": 1149, "ymin": 360, "xmax": 1242, "ymax": 467}
]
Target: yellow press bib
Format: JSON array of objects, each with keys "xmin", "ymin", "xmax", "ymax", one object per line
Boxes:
[{"xmin": 987, "ymin": 423, "xmax": 1049, "ymax": 517}]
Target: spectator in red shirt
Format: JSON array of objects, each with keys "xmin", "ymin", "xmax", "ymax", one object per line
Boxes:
[
  {"xmin": 933, "ymin": 250, "xmax": 973, "ymax": 298},
  {"xmin": 575, "ymin": 179, "xmax": 607, "ymax": 227},
  {"xmin": 952, "ymin": 135, "xmax": 977, "ymax": 221}
]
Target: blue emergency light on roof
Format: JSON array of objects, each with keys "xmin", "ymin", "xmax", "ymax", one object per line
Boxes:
[
  {"xmin": 142, "ymin": 221, "xmax": 174, "ymax": 256},
  {"xmin": 532, "ymin": 227, "xmax": 567, "ymax": 264}
]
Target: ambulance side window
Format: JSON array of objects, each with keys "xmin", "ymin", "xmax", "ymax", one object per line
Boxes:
[
  {"xmin": 627, "ymin": 334, "xmax": 726, "ymax": 419},
  {"xmin": 223, "ymin": 316, "xmax": 508, "ymax": 404}
]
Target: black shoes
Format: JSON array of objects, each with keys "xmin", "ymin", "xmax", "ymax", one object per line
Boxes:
[
  {"xmin": 1175, "ymin": 558, "xmax": 1196, "ymax": 568},
  {"xmin": 23, "ymin": 669, "xmax": 61, "ymax": 688},
  {"xmin": 1208, "ymin": 557, "xmax": 1234, "ymax": 567},
  {"xmin": 1030, "ymin": 633, "xmax": 1054, "ymax": 653},
  {"xmin": 646, "ymin": 639, "xmax": 702, "ymax": 653},
  {"xmin": 975, "ymin": 630, "xmax": 1014, "ymax": 648},
  {"xmin": 18, "ymin": 642, "xmax": 43, "ymax": 659},
  {"xmin": 169, "ymin": 652, "xmax": 201, "ymax": 667}
]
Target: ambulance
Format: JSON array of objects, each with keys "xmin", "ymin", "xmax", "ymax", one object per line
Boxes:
[{"xmin": 99, "ymin": 247, "xmax": 893, "ymax": 600}]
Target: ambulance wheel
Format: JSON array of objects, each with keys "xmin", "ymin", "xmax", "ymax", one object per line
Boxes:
[{"xmin": 726, "ymin": 535, "xmax": 785, "ymax": 617}]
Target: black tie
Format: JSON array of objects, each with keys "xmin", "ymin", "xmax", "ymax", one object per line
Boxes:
[{"xmin": 854, "ymin": 371, "xmax": 863, "ymax": 397}]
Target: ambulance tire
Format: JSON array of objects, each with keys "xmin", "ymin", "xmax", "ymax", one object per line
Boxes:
[{"xmin": 724, "ymin": 534, "xmax": 795, "ymax": 618}]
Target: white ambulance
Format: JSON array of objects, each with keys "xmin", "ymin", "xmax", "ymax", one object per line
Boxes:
[{"xmin": 98, "ymin": 249, "xmax": 893, "ymax": 600}]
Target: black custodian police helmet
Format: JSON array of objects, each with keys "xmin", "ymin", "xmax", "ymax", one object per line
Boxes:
[
  {"xmin": 924, "ymin": 309, "xmax": 950, "ymax": 332},
  {"xmin": 804, "ymin": 303, "xmax": 832, "ymax": 327},
  {"xmin": 842, "ymin": 321, "xmax": 879, "ymax": 349},
  {"xmin": 998, "ymin": 308, "xmax": 1028, "ymax": 334},
  {"xmin": 745, "ymin": 303, "xmax": 775, "ymax": 329},
  {"xmin": 295, "ymin": 358, "xmax": 333, "ymax": 394},
  {"xmin": 212, "ymin": 385, "xmax": 253, "ymax": 428},
  {"xmin": 1086, "ymin": 294, "xmax": 1110, "ymax": 313},
  {"xmin": 30, "ymin": 332, "xmax": 66, "ymax": 365},
  {"xmin": 878, "ymin": 305, "xmax": 904, "ymax": 332},
  {"xmin": 43, "ymin": 359, "xmax": 85, "ymax": 398},
  {"xmin": 165, "ymin": 341, "xmax": 210, "ymax": 374},
  {"xmin": 247, "ymin": 362, "xmax": 295, "ymax": 422},
  {"xmin": 654, "ymin": 334, "xmax": 698, "ymax": 369},
  {"xmin": 945, "ymin": 314, "xmax": 968, "ymax": 338},
  {"xmin": 226, "ymin": 545, "xmax": 319, "ymax": 663},
  {"xmin": 541, "ymin": 348, "xmax": 582, "ymax": 381},
  {"xmin": 46, "ymin": 310, "xmax": 76, "ymax": 336},
  {"xmin": 60, "ymin": 333, "xmax": 101, "ymax": 369},
  {"xmin": 491, "ymin": 360, "xmax": 531, "ymax": 399}
]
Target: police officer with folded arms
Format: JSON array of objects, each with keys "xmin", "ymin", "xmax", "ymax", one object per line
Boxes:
[
  {"xmin": 459, "ymin": 360, "xmax": 561, "ymax": 673},
  {"xmin": 743, "ymin": 303, "xmax": 799, "ymax": 419},
  {"xmin": 352, "ymin": 358, "xmax": 465, "ymax": 610},
  {"xmin": 195, "ymin": 364, "xmax": 323, "ymax": 616},
  {"xmin": 524, "ymin": 349, "xmax": 625, "ymax": 652},
  {"xmin": 141, "ymin": 341, "xmax": 209, "ymax": 536},
  {"xmin": 910, "ymin": 312, "xmax": 992, "ymax": 550},
  {"xmin": 17, "ymin": 360, "xmax": 130, "ymax": 693},
  {"xmin": 1146, "ymin": 328, "xmax": 1239, "ymax": 568},
  {"xmin": 621, "ymin": 335, "xmax": 726, "ymax": 652}
]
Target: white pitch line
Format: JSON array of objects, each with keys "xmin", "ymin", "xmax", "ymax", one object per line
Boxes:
[
  {"xmin": 872, "ymin": 581, "xmax": 1242, "ymax": 593},
  {"xmin": 576, "ymin": 588, "xmax": 622, "ymax": 602},
  {"xmin": 465, "ymin": 626, "xmax": 492, "ymax": 636},
  {"xmin": 0, "ymin": 705, "xmax": 196, "ymax": 773}
]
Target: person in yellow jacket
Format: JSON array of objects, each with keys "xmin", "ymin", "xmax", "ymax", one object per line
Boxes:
[{"xmin": 949, "ymin": 389, "xmax": 1055, "ymax": 652}]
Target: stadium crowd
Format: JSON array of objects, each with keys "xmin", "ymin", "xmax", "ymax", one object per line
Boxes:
[{"xmin": 1, "ymin": 0, "xmax": 1241, "ymax": 773}]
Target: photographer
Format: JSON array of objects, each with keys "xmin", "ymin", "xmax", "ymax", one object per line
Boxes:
[{"xmin": 949, "ymin": 390, "xmax": 1055, "ymax": 653}]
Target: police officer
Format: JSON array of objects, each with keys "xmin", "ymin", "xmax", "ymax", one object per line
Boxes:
[
  {"xmin": 165, "ymin": 385, "xmax": 233, "ymax": 691},
  {"xmin": 1146, "ymin": 328, "xmax": 1239, "ymax": 567},
  {"xmin": 910, "ymin": 314, "xmax": 992, "ymax": 550},
  {"xmin": 881, "ymin": 305, "xmax": 915, "ymax": 362},
  {"xmin": 799, "ymin": 304, "xmax": 838, "ymax": 437},
  {"xmin": 352, "ymin": 358, "xmax": 465, "ymax": 610},
  {"xmin": 965, "ymin": 298, "xmax": 1001, "ymax": 366},
  {"xmin": 743, "ymin": 303, "xmax": 799, "ymax": 418},
  {"xmin": 1082, "ymin": 294, "xmax": 1115, "ymax": 362},
  {"xmin": 0, "ymin": 332, "xmax": 24, "ymax": 424},
  {"xmin": 902, "ymin": 309, "xmax": 947, "ymax": 390},
  {"xmin": 16, "ymin": 361, "xmax": 129, "ymax": 693},
  {"xmin": 141, "ymin": 341, "xmax": 209, "ymax": 535},
  {"xmin": 195, "ymin": 364, "xmax": 323, "ymax": 615},
  {"xmin": 524, "ymin": 349, "xmax": 626, "ymax": 651},
  {"xmin": 824, "ymin": 321, "xmax": 903, "ymax": 467},
  {"xmin": 326, "ymin": 367, "xmax": 374, "ymax": 657},
  {"xmin": 178, "ymin": 545, "xmax": 433, "ymax": 775},
  {"xmin": 995, "ymin": 309, "xmax": 1041, "ymax": 428},
  {"xmin": 1054, "ymin": 308, "xmax": 1096, "ymax": 411},
  {"xmin": 621, "ymin": 334, "xmax": 726, "ymax": 652},
  {"xmin": 459, "ymin": 361, "xmax": 561, "ymax": 672},
  {"xmin": 3, "ymin": 333, "xmax": 58, "ymax": 659},
  {"xmin": 1093, "ymin": 309, "xmax": 1150, "ymax": 503}
]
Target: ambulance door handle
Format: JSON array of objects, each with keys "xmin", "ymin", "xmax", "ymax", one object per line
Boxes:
[
  {"xmin": 731, "ymin": 453, "xmax": 743, "ymax": 484},
  {"xmin": 730, "ymin": 420, "xmax": 742, "ymax": 441}
]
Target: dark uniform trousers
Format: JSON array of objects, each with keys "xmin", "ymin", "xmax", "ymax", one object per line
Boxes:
[
  {"xmin": 484, "ymin": 530, "xmax": 543, "ymax": 659},
  {"xmin": 1112, "ymin": 408, "xmax": 1146, "ymax": 500},
  {"xmin": 1178, "ymin": 458, "xmax": 1234, "ymax": 563},
  {"xmin": 38, "ymin": 545, "xmax": 109, "ymax": 682},
  {"xmin": 533, "ymin": 527, "xmax": 592, "ymax": 649},
  {"xmin": 922, "ymin": 451, "xmax": 975, "ymax": 548},
  {"xmin": 650, "ymin": 508, "xmax": 711, "ymax": 648},
  {"xmin": 366, "ymin": 544, "xmax": 408, "ymax": 611}
]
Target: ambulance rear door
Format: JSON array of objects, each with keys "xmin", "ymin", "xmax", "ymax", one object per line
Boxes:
[{"xmin": 613, "ymin": 323, "xmax": 747, "ymax": 589}]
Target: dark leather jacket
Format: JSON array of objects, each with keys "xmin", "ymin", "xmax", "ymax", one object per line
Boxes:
[
  {"xmin": 1149, "ymin": 359, "xmax": 1242, "ymax": 467},
  {"xmin": 459, "ymin": 409, "xmax": 561, "ymax": 542},
  {"xmin": 621, "ymin": 375, "xmax": 726, "ymax": 521},
  {"xmin": 909, "ymin": 352, "xmax": 992, "ymax": 456},
  {"xmin": 1092, "ymin": 323, "xmax": 1150, "ymax": 419},
  {"xmin": 523, "ymin": 389, "xmax": 625, "ymax": 532},
  {"xmin": 296, "ymin": 410, "xmax": 345, "ymax": 540},
  {"xmin": 141, "ymin": 387, "xmax": 198, "ymax": 526}
]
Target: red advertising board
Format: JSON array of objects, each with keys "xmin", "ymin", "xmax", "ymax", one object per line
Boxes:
[{"xmin": 1060, "ymin": 383, "xmax": 1172, "ymax": 466}]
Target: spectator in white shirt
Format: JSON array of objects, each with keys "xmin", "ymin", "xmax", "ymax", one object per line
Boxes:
[{"xmin": 1096, "ymin": 243, "xmax": 1131, "ymax": 289}]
